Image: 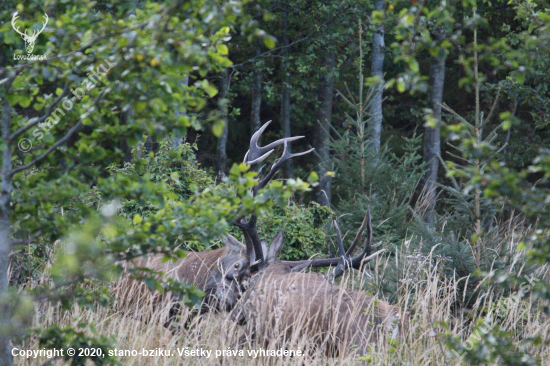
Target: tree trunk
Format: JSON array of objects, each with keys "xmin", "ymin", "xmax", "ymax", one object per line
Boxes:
[
  {"xmin": 215, "ymin": 69, "xmax": 230, "ymax": 183},
  {"xmin": 280, "ymin": 8, "xmax": 293, "ymax": 179},
  {"xmin": 313, "ymin": 52, "xmax": 336, "ymax": 206},
  {"xmin": 118, "ymin": 107, "xmax": 133, "ymax": 163},
  {"xmin": 251, "ymin": 44, "xmax": 263, "ymax": 135},
  {"xmin": 369, "ymin": 0, "xmax": 385, "ymax": 156},
  {"xmin": 422, "ymin": 52, "xmax": 446, "ymax": 223},
  {"xmin": 173, "ymin": 75, "xmax": 189, "ymax": 147},
  {"xmin": 0, "ymin": 90, "xmax": 14, "ymax": 366}
]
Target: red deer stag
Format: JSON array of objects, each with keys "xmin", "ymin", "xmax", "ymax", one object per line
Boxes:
[
  {"xmin": 114, "ymin": 234, "xmax": 253, "ymax": 323},
  {"xmin": 233, "ymin": 209, "xmax": 406, "ymax": 356},
  {"xmin": 114, "ymin": 121, "xmax": 314, "ymax": 327}
]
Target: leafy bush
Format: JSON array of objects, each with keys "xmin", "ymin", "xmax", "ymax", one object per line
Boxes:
[{"xmin": 257, "ymin": 203, "xmax": 332, "ymax": 260}]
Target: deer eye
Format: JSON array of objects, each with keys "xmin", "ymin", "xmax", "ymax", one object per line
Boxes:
[{"xmin": 234, "ymin": 263, "xmax": 240, "ymax": 269}]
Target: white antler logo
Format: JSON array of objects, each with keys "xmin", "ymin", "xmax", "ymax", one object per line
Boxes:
[{"xmin": 11, "ymin": 11, "xmax": 49, "ymax": 54}]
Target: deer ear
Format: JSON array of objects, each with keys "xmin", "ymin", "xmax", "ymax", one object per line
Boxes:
[
  {"xmin": 266, "ymin": 231, "xmax": 284, "ymax": 263},
  {"xmin": 222, "ymin": 234, "xmax": 245, "ymax": 254}
]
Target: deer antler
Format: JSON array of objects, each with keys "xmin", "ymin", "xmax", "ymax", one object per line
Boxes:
[
  {"xmin": 235, "ymin": 120, "xmax": 314, "ymax": 270},
  {"xmin": 243, "ymin": 120, "xmax": 305, "ymax": 166},
  {"xmin": 283, "ymin": 208, "xmax": 386, "ymax": 279},
  {"xmin": 11, "ymin": 12, "xmax": 26, "ymax": 37}
]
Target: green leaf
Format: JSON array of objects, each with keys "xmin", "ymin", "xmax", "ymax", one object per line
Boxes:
[
  {"xmin": 19, "ymin": 96, "xmax": 32, "ymax": 108},
  {"xmin": 263, "ymin": 36, "xmax": 276, "ymax": 49},
  {"xmin": 200, "ymin": 80, "xmax": 218, "ymax": 98},
  {"xmin": 212, "ymin": 120, "xmax": 225, "ymax": 137},
  {"xmin": 6, "ymin": 94, "xmax": 19, "ymax": 106},
  {"xmin": 216, "ymin": 44, "xmax": 228, "ymax": 55},
  {"xmin": 397, "ymin": 80, "xmax": 406, "ymax": 93}
]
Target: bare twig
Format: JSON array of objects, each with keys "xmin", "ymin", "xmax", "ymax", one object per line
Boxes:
[
  {"xmin": 11, "ymin": 230, "xmax": 42, "ymax": 246},
  {"xmin": 229, "ymin": 4, "xmax": 353, "ymax": 69},
  {"xmin": 9, "ymin": 83, "xmax": 70, "ymax": 141},
  {"xmin": 9, "ymin": 88, "xmax": 109, "ymax": 177}
]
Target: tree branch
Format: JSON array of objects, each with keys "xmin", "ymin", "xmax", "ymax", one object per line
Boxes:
[
  {"xmin": 9, "ymin": 88, "xmax": 109, "ymax": 177},
  {"xmin": 9, "ymin": 83, "xmax": 69, "ymax": 141},
  {"xmin": 229, "ymin": 4, "xmax": 353, "ymax": 69},
  {"xmin": 10, "ymin": 230, "xmax": 42, "ymax": 246}
]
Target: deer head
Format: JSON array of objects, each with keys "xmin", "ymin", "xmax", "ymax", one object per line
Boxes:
[
  {"xmin": 212, "ymin": 234, "xmax": 254, "ymax": 309},
  {"xmin": 12, "ymin": 11, "xmax": 48, "ymax": 54}
]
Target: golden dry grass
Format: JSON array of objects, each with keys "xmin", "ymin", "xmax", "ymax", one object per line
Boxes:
[{"xmin": 13, "ymin": 238, "xmax": 550, "ymax": 366}]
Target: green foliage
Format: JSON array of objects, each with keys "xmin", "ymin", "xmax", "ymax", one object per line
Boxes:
[
  {"xmin": 257, "ymin": 203, "xmax": 333, "ymax": 260},
  {"xmin": 436, "ymin": 19, "xmax": 550, "ymax": 361},
  {"xmin": 330, "ymin": 83, "xmax": 425, "ymax": 248},
  {"xmin": 409, "ymin": 88, "xmax": 517, "ymax": 278},
  {"xmin": 4, "ymin": 0, "xmax": 247, "ymax": 285},
  {"xmin": 0, "ymin": 0, "xmax": 273, "ymax": 362},
  {"xmin": 80, "ymin": 140, "xmax": 215, "ymax": 240},
  {"xmin": 1, "ymin": 0, "xmax": 549, "ymax": 364},
  {"xmin": 35, "ymin": 325, "xmax": 116, "ymax": 366},
  {"xmin": 445, "ymin": 318, "xmax": 539, "ymax": 366},
  {"xmin": 12, "ymin": 154, "xmax": 312, "ymax": 364}
]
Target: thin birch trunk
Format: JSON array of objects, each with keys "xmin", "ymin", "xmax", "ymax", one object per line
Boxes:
[
  {"xmin": 215, "ymin": 69, "xmax": 230, "ymax": 183},
  {"xmin": 280, "ymin": 8, "xmax": 293, "ymax": 179},
  {"xmin": 422, "ymin": 50, "xmax": 446, "ymax": 223},
  {"xmin": 251, "ymin": 43, "xmax": 263, "ymax": 135},
  {"xmin": 0, "ymin": 83, "xmax": 14, "ymax": 366},
  {"xmin": 369, "ymin": 0, "xmax": 385, "ymax": 158},
  {"xmin": 313, "ymin": 52, "xmax": 336, "ymax": 206}
]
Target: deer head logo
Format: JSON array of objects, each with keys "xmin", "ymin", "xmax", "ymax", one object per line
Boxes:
[{"xmin": 11, "ymin": 11, "xmax": 49, "ymax": 54}]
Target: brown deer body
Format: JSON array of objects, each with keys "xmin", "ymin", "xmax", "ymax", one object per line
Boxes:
[
  {"xmin": 233, "ymin": 213, "xmax": 405, "ymax": 356},
  {"xmin": 113, "ymin": 236, "xmax": 251, "ymax": 327},
  {"xmin": 238, "ymin": 261, "xmax": 402, "ymax": 355}
]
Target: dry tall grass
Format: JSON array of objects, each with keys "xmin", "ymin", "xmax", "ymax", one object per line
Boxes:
[{"xmin": 13, "ymin": 237, "xmax": 550, "ymax": 366}]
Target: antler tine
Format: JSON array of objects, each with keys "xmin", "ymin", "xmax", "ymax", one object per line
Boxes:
[
  {"xmin": 333, "ymin": 219, "xmax": 346, "ymax": 257},
  {"xmin": 291, "ymin": 147, "xmax": 315, "ymax": 157},
  {"xmin": 250, "ymin": 120, "xmax": 272, "ymax": 147},
  {"xmin": 257, "ymin": 139, "xmax": 315, "ymax": 191},
  {"xmin": 342, "ymin": 207, "xmax": 383, "ymax": 272},
  {"xmin": 245, "ymin": 121, "xmax": 273, "ymax": 164},
  {"xmin": 345, "ymin": 209, "xmax": 370, "ymax": 256},
  {"xmin": 245, "ymin": 149, "xmax": 275, "ymax": 165},
  {"xmin": 359, "ymin": 249, "xmax": 387, "ymax": 265},
  {"xmin": 244, "ymin": 121, "xmax": 309, "ymax": 166},
  {"xmin": 327, "ymin": 218, "xmax": 353, "ymax": 280},
  {"xmin": 249, "ymin": 136, "xmax": 305, "ymax": 165},
  {"xmin": 262, "ymin": 135, "xmax": 304, "ymax": 152},
  {"xmin": 285, "ymin": 208, "xmax": 384, "ymax": 280},
  {"xmin": 359, "ymin": 207, "xmax": 373, "ymax": 257}
]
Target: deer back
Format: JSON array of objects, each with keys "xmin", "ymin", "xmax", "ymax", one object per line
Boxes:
[{"xmin": 238, "ymin": 261, "xmax": 404, "ymax": 355}]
